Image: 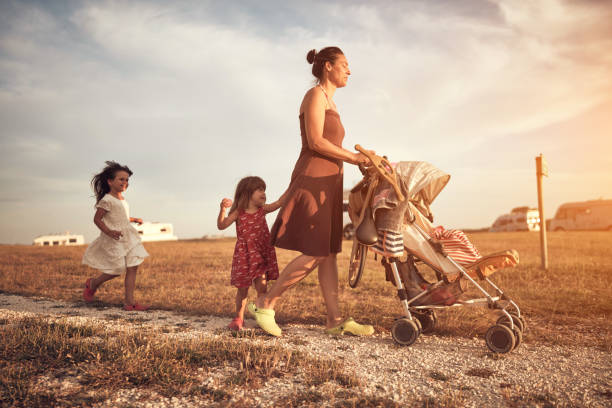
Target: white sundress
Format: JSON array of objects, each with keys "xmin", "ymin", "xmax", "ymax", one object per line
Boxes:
[{"xmin": 82, "ymin": 194, "xmax": 149, "ymax": 274}]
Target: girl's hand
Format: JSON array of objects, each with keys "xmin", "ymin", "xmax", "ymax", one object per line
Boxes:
[
  {"xmin": 107, "ymin": 230, "xmax": 123, "ymax": 240},
  {"xmin": 220, "ymin": 198, "xmax": 233, "ymax": 209}
]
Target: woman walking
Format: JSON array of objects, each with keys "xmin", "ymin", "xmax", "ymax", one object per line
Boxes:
[{"xmin": 248, "ymin": 46, "xmax": 374, "ymax": 337}]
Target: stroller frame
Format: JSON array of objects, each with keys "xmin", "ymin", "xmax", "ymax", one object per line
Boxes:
[{"xmin": 348, "ymin": 145, "xmax": 525, "ymax": 353}]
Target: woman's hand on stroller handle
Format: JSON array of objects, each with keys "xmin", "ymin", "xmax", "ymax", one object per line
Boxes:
[
  {"xmin": 351, "ymin": 145, "xmax": 375, "ymax": 166},
  {"xmin": 354, "ymin": 144, "xmax": 405, "ymax": 201}
]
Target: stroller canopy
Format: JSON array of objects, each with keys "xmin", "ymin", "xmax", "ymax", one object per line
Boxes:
[
  {"xmin": 397, "ymin": 161, "xmax": 450, "ymax": 207},
  {"xmin": 368, "ymin": 161, "xmax": 450, "ymax": 234}
]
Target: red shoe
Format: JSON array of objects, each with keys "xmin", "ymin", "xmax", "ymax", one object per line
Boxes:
[
  {"xmin": 83, "ymin": 278, "xmax": 96, "ymax": 302},
  {"xmin": 123, "ymin": 303, "xmax": 149, "ymax": 311},
  {"xmin": 228, "ymin": 317, "xmax": 243, "ymax": 331}
]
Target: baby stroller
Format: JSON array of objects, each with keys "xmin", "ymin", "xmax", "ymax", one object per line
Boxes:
[{"xmin": 348, "ymin": 145, "xmax": 525, "ymax": 353}]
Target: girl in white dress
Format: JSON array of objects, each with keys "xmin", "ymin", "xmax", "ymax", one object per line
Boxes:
[{"xmin": 82, "ymin": 161, "xmax": 149, "ymax": 311}]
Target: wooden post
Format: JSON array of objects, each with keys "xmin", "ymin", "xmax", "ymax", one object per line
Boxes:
[{"xmin": 535, "ymin": 154, "xmax": 548, "ymax": 270}]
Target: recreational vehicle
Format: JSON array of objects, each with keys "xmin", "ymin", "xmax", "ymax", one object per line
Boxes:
[
  {"xmin": 490, "ymin": 207, "xmax": 540, "ymax": 232},
  {"xmin": 549, "ymin": 199, "xmax": 612, "ymax": 231},
  {"xmin": 342, "ymin": 200, "xmax": 355, "ymax": 240},
  {"xmin": 33, "ymin": 232, "xmax": 85, "ymax": 246},
  {"xmin": 342, "ymin": 190, "xmax": 355, "ymax": 239},
  {"xmin": 132, "ymin": 222, "xmax": 179, "ymax": 242}
]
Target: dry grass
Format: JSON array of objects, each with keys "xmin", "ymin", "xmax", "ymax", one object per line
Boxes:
[
  {"xmin": 0, "ymin": 316, "xmax": 359, "ymax": 407},
  {"xmin": 1, "ymin": 231, "xmax": 611, "ymax": 350},
  {"xmin": 1, "ymin": 232, "xmax": 610, "ymax": 406}
]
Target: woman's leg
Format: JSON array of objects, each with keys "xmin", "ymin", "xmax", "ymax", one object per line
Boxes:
[
  {"xmin": 317, "ymin": 254, "xmax": 343, "ymax": 328},
  {"xmin": 124, "ymin": 266, "xmax": 137, "ymax": 305},
  {"xmin": 256, "ymin": 254, "xmax": 323, "ymax": 310},
  {"xmin": 235, "ymin": 287, "xmax": 249, "ymax": 320}
]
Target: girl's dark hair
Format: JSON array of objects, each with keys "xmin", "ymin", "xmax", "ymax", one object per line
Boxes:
[
  {"xmin": 306, "ymin": 47, "xmax": 344, "ymax": 80},
  {"xmin": 91, "ymin": 161, "xmax": 133, "ymax": 203},
  {"xmin": 230, "ymin": 176, "xmax": 266, "ymax": 213}
]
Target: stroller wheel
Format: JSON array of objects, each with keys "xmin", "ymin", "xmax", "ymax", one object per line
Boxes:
[
  {"xmin": 516, "ymin": 314, "xmax": 527, "ymax": 332},
  {"xmin": 413, "ymin": 310, "xmax": 437, "ymax": 334},
  {"xmin": 485, "ymin": 324, "xmax": 515, "ymax": 353},
  {"xmin": 391, "ymin": 318, "xmax": 420, "ymax": 346},
  {"xmin": 348, "ymin": 244, "xmax": 367, "ymax": 288},
  {"xmin": 413, "ymin": 316, "xmax": 422, "ymax": 333},
  {"xmin": 496, "ymin": 313, "xmax": 524, "ymax": 333},
  {"xmin": 511, "ymin": 327, "xmax": 523, "ymax": 350}
]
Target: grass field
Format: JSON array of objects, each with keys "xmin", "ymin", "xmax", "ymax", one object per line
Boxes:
[
  {"xmin": 1, "ymin": 231, "xmax": 611, "ymax": 349},
  {"xmin": 1, "ymin": 231, "xmax": 611, "ymax": 406}
]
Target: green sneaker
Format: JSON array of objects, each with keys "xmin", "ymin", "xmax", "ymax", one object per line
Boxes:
[
  {"xmin": 247, "ymin": 303, "xmax": 282, "ymax": 337},
  {"xmin": 325, "ymin": 317, "xmax": 374, "ymax": 336}
]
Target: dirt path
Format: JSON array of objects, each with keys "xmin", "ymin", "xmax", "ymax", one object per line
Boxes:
[{"xmin": 1, "ymin": 292, "xmax": 610, "ymax": 407}]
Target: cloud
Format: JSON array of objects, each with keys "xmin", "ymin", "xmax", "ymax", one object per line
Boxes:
[{"xmin": 0, "ymin": 0, "xmax": 611, "ymax": 243}]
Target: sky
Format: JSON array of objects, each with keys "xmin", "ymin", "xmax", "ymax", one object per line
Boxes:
[{"xmin": 1, "ymin": 0, "xmax": 611, "ymax": 244}]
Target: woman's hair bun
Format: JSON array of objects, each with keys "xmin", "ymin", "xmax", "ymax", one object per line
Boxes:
[{"xmin": 306, "ymin": 49, "xmax": 317, "ymax": 64}]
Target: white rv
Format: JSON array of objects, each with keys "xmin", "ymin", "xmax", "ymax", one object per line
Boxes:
[
  {"xmin": 549, "ymin": 199, "xmax": 612, "ymax": 231},
  {"xmin": 33, "ymin": 232, "xmax": 85, "ymax": 246},
  {"xmin": 342, "ymin": 190, "xmax": 355, "ymax": 240},
  {"xmin": 490, "ymin": 207, "xmax": 540, "ymax": 232},
  {"xmin": 342, "ymin": 200, "xmax": 354, "ymax": 240},
  {"xmin": 132, "ymin": 222, "xmax": 178, "ymax": 242}
]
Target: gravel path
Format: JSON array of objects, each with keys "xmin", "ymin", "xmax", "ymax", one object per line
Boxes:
[{"xmin": 1, "ymin": 293, "xmax": 610, "ymax": 407}]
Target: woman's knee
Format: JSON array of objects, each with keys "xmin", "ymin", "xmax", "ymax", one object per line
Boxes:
[
  {"xmin": 312, "ymin": 255, "xmax": 329, "ymax": 265},
  {"xmin": 320, "ymin": 253, "xmax": 337, "ymax": 265}
]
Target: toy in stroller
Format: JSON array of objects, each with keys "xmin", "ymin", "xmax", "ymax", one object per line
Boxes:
[{"xmin": 348, "ymin": 145, "xmax": 525, "ymax": 353}]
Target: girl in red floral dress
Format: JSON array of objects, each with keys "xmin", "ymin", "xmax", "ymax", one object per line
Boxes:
[{"xmin": 217, "ymin": 176, "xmax": 287, "ymax": 330}]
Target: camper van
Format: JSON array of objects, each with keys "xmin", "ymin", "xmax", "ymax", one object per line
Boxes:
[
  {"xmin": 342, "ymin": 190, "xmax": 355, "ymax": 240},
  {"xmin": 33, "ymin": 232, "xmax": 85, "ymax": 246},
  {"xmin": 490, "ymin": 207, "xmax": 540, "ymax": 232},
  {"xmin": 132, "ymin": 222, "xmax": 179, "ymax": 242},
  {"xmin": 342, "ymin": 201, "xmax": 354, "ymax": 240},
  {"xmin": 549, "ymin": 199, "xmax": 612, "ymax": 231}
]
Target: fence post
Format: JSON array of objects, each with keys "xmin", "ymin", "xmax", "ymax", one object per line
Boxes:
[{"xmin": 535, "ymin": 154, "xmax": 548, "ymax": 270}]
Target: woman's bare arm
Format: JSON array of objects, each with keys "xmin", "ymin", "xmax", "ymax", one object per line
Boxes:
[{"xmin": 303, "ymin": 88, "xmax": 368, "ymax": 165}]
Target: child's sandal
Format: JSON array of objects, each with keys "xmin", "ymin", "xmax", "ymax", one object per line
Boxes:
[
  {"xmin": 228, "ymin": 317, "xmax": 244, "ymax": 331},
  {"xmin": 83, "ymin": 278, "xmax": 96, "ymax": 302}
]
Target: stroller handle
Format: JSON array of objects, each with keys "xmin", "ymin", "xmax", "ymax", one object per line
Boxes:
[{"xmin": 355, "ymin": 144, "xmax": 405, "ymax": 201}]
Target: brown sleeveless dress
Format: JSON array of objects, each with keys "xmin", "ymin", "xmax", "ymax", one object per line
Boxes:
[{"xmin": 270, "ymin": 110, "xmax": 344, "ymax": 256}]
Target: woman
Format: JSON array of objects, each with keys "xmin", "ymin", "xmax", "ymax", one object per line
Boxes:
[{"xmin": 248, "ymin": 46, "xmax": 374, "ymax": 337}]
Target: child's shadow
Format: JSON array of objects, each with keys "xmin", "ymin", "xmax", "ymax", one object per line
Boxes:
[{"xmin": 77, "ymin": 300, "xmax": 125, "ymax": 311}]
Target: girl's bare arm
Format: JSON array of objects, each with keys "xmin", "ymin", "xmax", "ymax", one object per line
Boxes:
[
  {"xmin": 263, "ymin": 188, "xmax": 290, "ymax": 214},
  {"xmin": 218, "ymin": 208, "xmax": 238, "ymax": 230},
  {"xmin": 93, "ymin": 208, "xmax": 122, "ymax": 240}
]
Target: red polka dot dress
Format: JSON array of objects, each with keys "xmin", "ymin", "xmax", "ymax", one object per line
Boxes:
[{"xmin": 231, "ymin": 208, "xmax": 279, "ymax": 288}]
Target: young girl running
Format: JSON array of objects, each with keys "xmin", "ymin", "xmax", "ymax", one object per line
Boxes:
[
  {"xmin": 82, "ymin": 161, "xmax": 150, "ymax": 311},
  {"xmin": 218, "ymin": 176, "xmax": 286, "ymax": 330}
]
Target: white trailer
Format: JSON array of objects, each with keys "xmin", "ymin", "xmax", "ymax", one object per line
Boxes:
[
  {"xmin": 33, "ymin": 232, "xmax": 85, "ymax": 246},
  {"xmin": 132, "ymin": 222, "xmax": 178, "ymax": 242},
  {"xmin": 490, "ymin": 206, "xmax": 540, "ymax": 232},
  {"xmin": 549, "ymin": 199, "xmax": 612, "ymax": 231}
]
